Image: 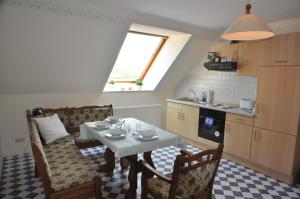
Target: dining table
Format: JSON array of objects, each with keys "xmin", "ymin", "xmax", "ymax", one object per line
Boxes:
[{"xmin": 79, "ymin": 118, "xmax": 186, "ymax": 199}]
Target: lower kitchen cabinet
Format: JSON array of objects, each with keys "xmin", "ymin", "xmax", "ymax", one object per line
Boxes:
[
  {"xmin": 180, "ymin": 104, "xmax": 199, "ymax": 140},
  {"xmin": 166, "ymin": 102, "xmax": 199, "ymax": 140},
  {"xmin": 166, "ymin": 102, "xmax": 181, "ymax": 135},
  {"xmin": 250, "ymin": 127, "xmax": 296, "ymax": 175},
  {"xmin": 224, "ymin": 121, "xmax": 253, "ymax": 160}
]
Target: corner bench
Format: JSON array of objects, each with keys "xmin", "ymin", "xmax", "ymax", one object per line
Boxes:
[{"xmin": 27, "ymin": 112, "xmax": 102, "ymax": 199}]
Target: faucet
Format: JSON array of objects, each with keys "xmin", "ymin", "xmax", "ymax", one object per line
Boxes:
[{"xmin": 189, "ymin": 89, "xmax": 198, "ymax": 102}]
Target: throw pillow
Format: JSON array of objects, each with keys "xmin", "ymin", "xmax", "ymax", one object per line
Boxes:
[{"xmin": 35, "ymin": 113, "xmax": 69, "ymax": 144}]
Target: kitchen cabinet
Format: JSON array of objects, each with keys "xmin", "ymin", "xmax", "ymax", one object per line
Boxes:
[
  {"xmin": 209, "ymin": 43, "xmax": 238, "ymax": 61},
  {"xmin": 254, "ymin": 66, "xmax": 300, "ymax": 135},
  {"xmin": 224, "ymin": 121, "xmax": 253, "ymax": 160},
  {"xmin": 237, "ymin": 41, "xmax": 261, "ymax": 76},
  {"xmin": 226, "ymin": 113, "xmax": 253, "ymax": 126},
  {"xmin": 166, "ymin": 102, "xmax": 199, "ymax": 140},
  {"xmin": 260, "ymin": 32, "xmax": 300, "ymax": 66},
  {"xmin": 166, "ymin": 102, "xmax": 181, "ymax": 135},
  {"xmin": 250, "ymin": 127, "xmax": 296, "ymax": 175},
  {"xmin": 180, "ymin": 104, "xmax": 199, "ymax": 140}
]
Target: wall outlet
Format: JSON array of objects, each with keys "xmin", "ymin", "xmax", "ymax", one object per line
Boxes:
[{"xmin": 15, "ymin": 137, "xmax": 25, "ymax": 143}]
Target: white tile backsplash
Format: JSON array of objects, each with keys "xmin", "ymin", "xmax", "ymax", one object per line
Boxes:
[{"xmin": 176, "ymin": 72, "xmax": 257, "ymax": 104}]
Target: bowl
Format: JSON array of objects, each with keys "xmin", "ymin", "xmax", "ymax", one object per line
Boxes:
[
  {"xmin": 138, "ymin": 130, "xmax": 156, "ymax": 138},
  {"xmin": 108, "ymin": 129, "xmax": 124, "ymax": 136}
]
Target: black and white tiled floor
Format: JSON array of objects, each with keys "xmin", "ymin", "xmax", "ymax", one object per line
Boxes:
[{"xmin": 1, "ymin": 144, "xmax": 300, "ymax": 199}]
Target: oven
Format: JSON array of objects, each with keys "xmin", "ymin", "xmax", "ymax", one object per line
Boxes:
[{"xmin": 198, "ymin": 107, "xmax": 226, "ymax": 143}]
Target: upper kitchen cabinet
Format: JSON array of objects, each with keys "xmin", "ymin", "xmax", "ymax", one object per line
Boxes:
[
  {"xmin": 254, "ymin": 66, "xmax": 300, "ymax": 135},
  {"xmin": 260, "ymin": 32, "xmax": 300, "ymax": 66},
  {"xmin": 237, "ymin": 41, "xmax": 261, "ymax": 76},
  {"xmin": 209, "ymin": 43, "xmax": 238, "ymax": 61}
]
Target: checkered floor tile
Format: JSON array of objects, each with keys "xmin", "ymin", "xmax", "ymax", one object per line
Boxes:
[{"xmin": 1, "ymin": 144, "xmax": 300, "ymax": 199}]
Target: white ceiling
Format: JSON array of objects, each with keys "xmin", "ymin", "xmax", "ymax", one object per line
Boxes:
[{"xmin": 86, "ymin": 0, "xmax": 300, "ymax": 31}]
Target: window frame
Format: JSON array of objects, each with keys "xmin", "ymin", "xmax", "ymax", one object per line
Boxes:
[{"xmin": 111, "ymin": 31, "xmax": 168, "ymax": 83}]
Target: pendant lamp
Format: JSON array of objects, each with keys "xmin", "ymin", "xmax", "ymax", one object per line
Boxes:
[{"xmin": 221, "ymin": 2, "xmax": 274, "ymax": 41}]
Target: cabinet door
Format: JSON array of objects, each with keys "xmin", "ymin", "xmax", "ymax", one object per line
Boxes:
[
  {"xmin": 260, "ymin": 32, "xmax": 300, "ymax": 66},
  {"xmin": 209, "ymin": 44, "xmax": 238, "ymax": 60},
  {"xmin": 224, "ymin": 121, "xmax": 252, "ymax": 160},
  {"xmin": 254, "ymin": 67, "xmax": 300, "ymax": 135},
  {"xmin": 180, "ymin": 104, "xmax": 199, "ymax": 140},
  {"xmin": 250, "ymin": 128, "xmax": 296, "ymax": 175},
  {"xmin": 237, "ymin": 41, "xmax": 261, "ymax": 76},
  {"xmin": 166, "ymin": 103, "xmax": 181, "ymax": 135}
]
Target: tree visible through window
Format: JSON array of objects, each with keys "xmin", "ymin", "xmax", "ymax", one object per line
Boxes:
[{"xmin": 108, "ymin": 31, "xmax": 167, "ymax": 82}]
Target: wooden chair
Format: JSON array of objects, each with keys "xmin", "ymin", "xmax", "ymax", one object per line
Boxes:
[{"xmin": 140, "ymin": 144, "xmax": 223, "ymax": 199}]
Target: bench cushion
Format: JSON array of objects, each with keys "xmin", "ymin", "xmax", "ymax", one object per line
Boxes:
[
  {"xmin": 43, "ymin": 136, "xmax": 98, "ymax": 191},
  {"xmin": 69, "ymin": 107, "xmax": 112, "ymax": 128}
]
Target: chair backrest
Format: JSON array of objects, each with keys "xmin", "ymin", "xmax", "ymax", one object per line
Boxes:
[{"xmin": 169, "ymin": 144, "xmax": 223, "ymax": 199}]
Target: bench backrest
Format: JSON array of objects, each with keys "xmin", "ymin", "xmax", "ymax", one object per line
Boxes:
[{"xmin": 40, "ymin": 105, "xmax": 113, "ymax": 134}]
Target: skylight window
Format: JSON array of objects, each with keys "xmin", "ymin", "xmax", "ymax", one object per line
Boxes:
[
  {"xmin": 104, "ymin": 23, "xmax": 191, "ymax": 92},
  {"xmin": 108, "ymin": 31, "xmax": 167, "ymax": 82}
]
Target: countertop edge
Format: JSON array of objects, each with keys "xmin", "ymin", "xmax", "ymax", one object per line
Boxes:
[{"xmin": 166, "ymin": 99, "xmax": 255, "ymax": 117}]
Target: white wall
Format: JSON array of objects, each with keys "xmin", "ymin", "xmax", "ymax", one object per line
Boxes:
[{"xmin": 0, "ymin": 1, "xmax": 218, "ymax": 156}]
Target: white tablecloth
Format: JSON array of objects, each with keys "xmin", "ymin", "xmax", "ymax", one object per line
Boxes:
[{"xmin": 79, "ymin": 118, "xmax": 186, "ymax": 157}]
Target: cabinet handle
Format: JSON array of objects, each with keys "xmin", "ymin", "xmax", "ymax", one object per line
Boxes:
[
  {"xmin": 275, "ymin": 60, "xmax": 288, "ymax": 63},
  {"xmin": 256, "ymin": 103, "xmax": 260, "ymax": 113},
  {"xmin": 254, "ymin": 130, "xmax": 257, "ymax": 140},
  {"xmin": 226, "ymin": 124, "xmax": 230, "ymax": 132},
  {"xmin": 181, "ymin": 113, "xmax": 184, "ymax": 120},
  {"xmin": 178, "ymin": 112, "xmax": 180, "ymax": 120},
  {"xmin": 237, "ymin": 118, "xmax": 244, "ymax": 122}
]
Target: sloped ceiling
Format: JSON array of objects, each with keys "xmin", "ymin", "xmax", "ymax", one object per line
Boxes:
[
  {"xmin": 89, "ymin": 0, "xmax": 300, "ymax": 31},
  {"xmin": 0, "ymin": 0, "xmax": 218, "ymax": 94}
]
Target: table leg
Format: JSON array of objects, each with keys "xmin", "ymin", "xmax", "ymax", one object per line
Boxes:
[
  {"xmin": 141, "ymin": 151, "xmax": 155, "ymax": 199},
  {"xmin": 120, "ymin": 157, "xmax": 130, "ymax": 170},
  {"xmin": 125, "ymin": 154, "xmax": 139, "ymax": 199},
  {"xmin": 98, "ymin": 147, "xmax": 115, "ymax": 172}
]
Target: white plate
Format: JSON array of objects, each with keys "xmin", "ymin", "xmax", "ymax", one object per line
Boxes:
[
  {"xmin": 91, "ymin": 122, "xmax": 110, "ymax": 130},
  {"xmin": 136, "ymin": 135, "xmax": 158, "ymax": 141},
  {"xmin": 92, "ymin": 125, "xmax": 109, "ymax": 131},
  {"xmin": 105, "ymin": 118, "xmax": 120, "ymax": 123},
  {"xmin": 106, "ymin": 116, "xmax": 121, "ymax": 122},
  {"xmin": 105, "ymin": 133, "xmax": 126, "ymax": 140},
  {"xmin": 108, "ymin": 128, "xmax": 127, "ymax": 136}
]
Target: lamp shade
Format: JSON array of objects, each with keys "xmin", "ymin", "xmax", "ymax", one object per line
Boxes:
[{"xmin": 221, "ymin": 4, "xmax": 274, "ymax": 41}]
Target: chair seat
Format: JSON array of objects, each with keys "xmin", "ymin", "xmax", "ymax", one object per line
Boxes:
[
  {"xmin": 43, "ymin": 136, "xmax": 98, "ymax": 191},
  {"xmin": 147, "ymin": 174, "xmax": 175, "ymax": 199}
]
